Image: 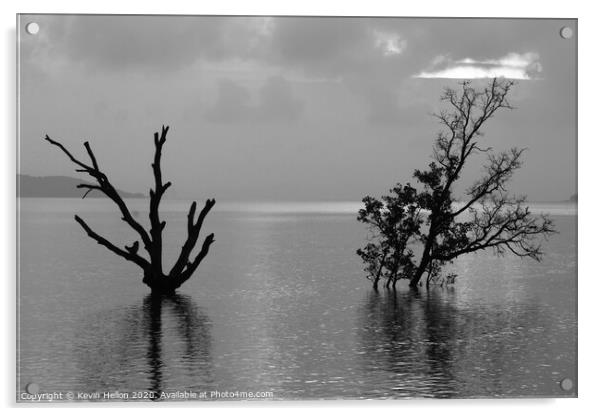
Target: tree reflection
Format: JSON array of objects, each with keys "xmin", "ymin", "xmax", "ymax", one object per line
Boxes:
[
  {"xmin": 141, "ymin": 294, "xmax": 213, "ymax": 398},
  {"xmin": 358, "ymin": 289, "xmax": 459, "ymax": 398},
  {"xmin": 358, "ymin": 286, "xmax": 566, "ymax": 398},
  {"xmin": 145, "ymin": 294, "xmax": 164, "ymax": 397},
  {"xmin": 74, "ymin": 294, "xmax": 213, "ymax": 400}
]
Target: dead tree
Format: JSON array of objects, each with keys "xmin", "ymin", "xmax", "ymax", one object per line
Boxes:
[
  {"xmin": 357, "ymin": 79, "xmax": 556, "ymax": 290},
  {"xmin": 45, "ymin": 125, "xmax": 216, "ymax": 295}
]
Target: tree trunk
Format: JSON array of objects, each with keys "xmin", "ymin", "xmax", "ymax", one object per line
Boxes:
[
  {"xmin": 409, "ymin": 254, "xmax": 429, "ymax": 287},
  {"xmin": 410, "ymin": 225, "xmax": 436, "ymax": 287},
  {"xmin": 144, "ymin": 272, "xmax": 177, "ymax": 296},
  {"xmin": 372, "ymin": 252, "xmax": 388, "ymax": 291},
  {"xmin": 385, "ymin": 277, "xmax": 392, "ymax": 289},
  {"xmin": 150, "ymin": 284, "xmax": 176, "ymax": 297}
]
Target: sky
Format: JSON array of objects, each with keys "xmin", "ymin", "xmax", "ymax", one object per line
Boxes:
[{"xmin": 18, "ymin": 15, "xmax": 576, "ymax": 202}]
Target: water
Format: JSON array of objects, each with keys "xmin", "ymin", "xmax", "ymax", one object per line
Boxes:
[{"xmin": 17, "ymin": 198, "xmax": 577, "ymax": 400}]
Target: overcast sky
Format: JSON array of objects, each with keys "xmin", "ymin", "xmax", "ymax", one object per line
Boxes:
[{"xmin": 19, "ymin": 15, "xmax": 576, "ymax": 201}]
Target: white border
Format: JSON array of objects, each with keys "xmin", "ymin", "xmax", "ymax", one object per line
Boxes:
[{"xmin": 3, "ymin": 1, "xmax": 599, "ymax": 415}]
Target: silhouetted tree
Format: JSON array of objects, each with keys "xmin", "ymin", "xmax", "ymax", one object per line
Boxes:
[
  {"xmin": 45, "ymin": 125, "xmax": 216, "ymax": 295},
  {"xmin": 357, "ymin": 79, "xmax": 555, "ymax": 290}
]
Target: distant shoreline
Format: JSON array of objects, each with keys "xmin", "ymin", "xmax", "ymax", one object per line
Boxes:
[
  {"xmin": 17, "ymin": 174, "xmax": 144, "ymax": 199},
  {"xmin": 16, "ymin": 174, "xmax": 576, "ymax": 205}
]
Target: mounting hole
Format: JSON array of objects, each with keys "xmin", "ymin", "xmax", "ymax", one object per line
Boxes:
[
  {"xmin": 560, "ymin": 26, "xmax": 573, "ymax": 39},
  {"xmin": 25, "ymin": 382, "xmax": 40, "ymax": 394},
  {"xmin": 559, "ymin": 377, "xmax": 574, "ymax": 391},
  {"xmin": 25, "ymin": 22, "xmax": 40, "ymax": 35}
]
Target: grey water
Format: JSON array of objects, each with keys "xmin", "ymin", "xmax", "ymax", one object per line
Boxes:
[{"xmin": 17, "ymin": 198, "xmax": 577, "ymax": 400}]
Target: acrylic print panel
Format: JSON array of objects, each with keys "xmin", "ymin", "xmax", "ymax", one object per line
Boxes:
[{"xmin": 17, "ymin": 15, "xmax": 577, "ymax": 402}]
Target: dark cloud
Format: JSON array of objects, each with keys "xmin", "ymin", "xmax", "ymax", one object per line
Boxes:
[
  {"xmin": 267, "ymin": 18, "xmax": 374, "ymax": 76},
  {"xmin": 23, "ymin": 15, "xmax": 268, "ymax": 72},
  {"xmin": 206, "ymin": 76, "xmax": 303, "ymax": 123},
  {"xmin": 256, "ymin": 76, "xmax": 304, "ymax": 121},
  {"xmin": 364, "ymin": 87, "xmax": 404, "ymax": 125},
  {"xmin": 205, "ymin": 79, "xmax": 253, "ymax": 123}
]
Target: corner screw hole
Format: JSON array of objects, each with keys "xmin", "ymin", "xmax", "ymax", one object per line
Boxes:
[
  {"xmin": 25, "ymin": 382, "xmax": 40, "ymax": 394},
  {"xmin": 26, "ymin": 22, "xmax": 40, "ymax": 35},
  {"xmin": 560, "ymin": 26, "xmax": 573, "ymax": 39},
  {"xmin": 560, "ymin": 378, "xmax": 574, "ymax": 391}
]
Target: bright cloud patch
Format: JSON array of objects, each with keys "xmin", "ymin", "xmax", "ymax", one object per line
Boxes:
[
  {"xmin": 373, "ymin": 30, "xmax": 407, "ymax": 57},
  {"xmin": 415, "ymin": 52, "xmax": 542, "ymax": 79}
]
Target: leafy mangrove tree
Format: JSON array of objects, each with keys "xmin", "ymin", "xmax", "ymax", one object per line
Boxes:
[{"xmin": 357, "ymin": 79, "xmax": 555, "ymax": 290}]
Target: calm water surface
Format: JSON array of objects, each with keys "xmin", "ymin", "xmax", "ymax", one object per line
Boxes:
[{"xmin": 18, "ymin": 198, "xmax": 577, "ymax": 400}]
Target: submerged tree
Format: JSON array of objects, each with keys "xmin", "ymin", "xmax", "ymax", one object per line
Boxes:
[
  {"xmin": 357, "ymin": 79, "xmax": 555, "ymax": 290},
  {"xmin": 45, "ymin": 125, "xmax": 216, "ymax": 295}
]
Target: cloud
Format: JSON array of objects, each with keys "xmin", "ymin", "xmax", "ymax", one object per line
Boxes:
[
  {"xmin": 64, "ymin": 16, "xmax": 224, "ymax": 71},
  {"xmin": 22, "ymin": 15, "xmax": 277, "ymax": 73},
  {"xmin": 373, "ymin": 30, "xmax": 407, "ymax": 57},
  {"xmin": 414, "ymin": 52, "xmax": 542, "ymax": 80},
  {"xmin": 205, "ymin": 79, "xmax": 254, "ymax": 123},
  {"xmin": 205, "ymin": 76, "xmax": 303, "ymax": 123},
  {"xmin": 256, "ymin": 76, "xmax": 304, "ymax": 121},
  {"xmin": 266, "ymin": 18, "xmax": 374, "ymax": 78},
  {"xmin": 365, "ymin": 87, "xmax": 404, "ymax": 125}
]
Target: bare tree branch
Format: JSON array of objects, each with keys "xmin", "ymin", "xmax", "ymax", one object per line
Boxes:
[
  {"xmin": 45, "ymin": 126, "xmax": 216, "ymax": 294},
  {"xmin": 169, "ymin": 198, "xmax": 216, "ymax": 278},
  {"xmin": 173, "ymin": 233, "xmax": 216, "ymax": 288},
  {"xmin": 74, "ymin": 215, "xmax": 151, "ymax": 270},
  {"xmin": 44, "ymin": 134, "xmax": 153, "ymax": 253}
]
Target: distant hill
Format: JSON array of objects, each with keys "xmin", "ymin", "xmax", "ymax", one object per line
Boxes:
[{"xmin": 18, "ymin": 174, "xmax": 145, "ymax": 198}]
